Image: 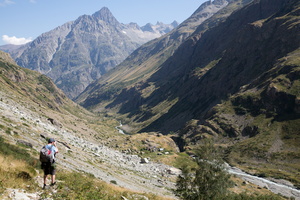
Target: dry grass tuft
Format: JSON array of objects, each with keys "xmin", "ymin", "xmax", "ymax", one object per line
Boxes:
[{"xmin": 0, "ymin": 154, "xmax": 38, "ymax": 193}]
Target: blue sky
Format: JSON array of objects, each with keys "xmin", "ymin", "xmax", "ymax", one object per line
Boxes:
[{"xmin": 0, "ymin": 0, "xmax": 206, "ymax": 46}]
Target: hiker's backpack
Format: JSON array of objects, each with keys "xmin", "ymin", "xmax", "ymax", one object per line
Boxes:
[{"xmin": 39, "ymin": 145, "xmax": 54, "ymax": 163}]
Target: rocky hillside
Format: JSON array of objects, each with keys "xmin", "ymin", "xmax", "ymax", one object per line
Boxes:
[
  {"xmin": 0, "ymin": 51, "xmax": 182, "ymax": 199},
  {"xmin": 5, "ymin": 7, "xmax": 177, "ymax": 99},
  {"xmin": 77, "ymin": 0, "xmax": 300, "ymax": 190}
]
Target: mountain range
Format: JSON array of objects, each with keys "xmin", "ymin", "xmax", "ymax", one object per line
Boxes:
[
  {"xmin": 76, "ymin": 0, "xmax": 231, "ymax": 112},
  {"xmin": 76, "ymin": 0, "xmax": 250, "ymax": 132},
  {"xmin": 77, "ymin": 0, "xmax": 300, "ymax": 189},
  {"xmin": 1, "ymin": 7, "xmax": 178, "ymax": 99}
]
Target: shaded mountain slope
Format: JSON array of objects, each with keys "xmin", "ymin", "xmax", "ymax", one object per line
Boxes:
[
  {"xmin": 139, "ymin": 0, "xmax": 299, "ymax": 132},
  {"xmin": 77, "ymin": 0, "xmax": 234, "ymax": 108},
  {"xmin": 77, "ymin": 0, "xmax": 253, "ymax": 131},
  {"xmin": 178, "ymin": 45, "xmax": 300, "ymax": 187}
]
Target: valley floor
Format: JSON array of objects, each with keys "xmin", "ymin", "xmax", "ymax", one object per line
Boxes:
[{"xmin": 1, "ymin": 89, "xmax": 299, "ymax": 199}]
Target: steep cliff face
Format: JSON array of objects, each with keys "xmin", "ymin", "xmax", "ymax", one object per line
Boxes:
[{"xmin": 9, "ymin": 7, "xmax": 177, "ymax": 99}]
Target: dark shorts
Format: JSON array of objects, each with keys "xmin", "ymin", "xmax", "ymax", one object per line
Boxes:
[{"xmin": 41, "ymin": 162, "xmax": 56, "ymax": 175}]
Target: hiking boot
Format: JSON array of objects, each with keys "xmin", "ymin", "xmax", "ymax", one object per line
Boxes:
[
  {"xmin": 50, "ymin": 182, "xmax": 56, "ymax": 186},
  {"xmin": 43, "ymin": 184, "xmax": 46, "ymax": 189}
]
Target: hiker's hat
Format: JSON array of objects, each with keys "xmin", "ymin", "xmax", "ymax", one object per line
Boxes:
[{"xmin": 48, "ymin": 138, "xmax": 55, "ymax": 143}]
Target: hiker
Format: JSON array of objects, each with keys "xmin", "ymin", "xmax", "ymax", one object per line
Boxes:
[{"xmin": 41, "ymin": 138, "xmax": 59, "ymax": 189}]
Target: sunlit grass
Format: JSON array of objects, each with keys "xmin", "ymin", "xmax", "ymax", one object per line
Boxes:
[
  {"xmin": 0, "ymin": 155, "xmax": 38, "ymax": 193},
  {"xmin": 0, "ymin": 137, "xmax": 39, "ymax": 194},
  {"xmin": 41, "ymin": 170, "xmax": 174, "ymax": 200}
]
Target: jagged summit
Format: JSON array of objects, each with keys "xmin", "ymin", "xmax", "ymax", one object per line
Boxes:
[
  {"xmin": 92, "ymin": 7, "xmax": 119, "ymax": 25},
  {"xmin": 171, "ymin": 20, "xmax": 179, "ymax": 27},
  {"xmin": 141, "ymin": 23, "xmax": 154, "ymax": 32},
  {"xmin": 6, "ymin": 6, "xmax": 177, "ymax": 99}
]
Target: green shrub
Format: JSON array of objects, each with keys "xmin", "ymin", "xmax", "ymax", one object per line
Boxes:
[{"xmin": 175, "ymin": 139, "xmax": 234, "ymax": 200}]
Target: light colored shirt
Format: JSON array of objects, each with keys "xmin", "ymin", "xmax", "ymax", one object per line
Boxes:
[{"xmin": 46, "ymin": 144, "xmax": 58, "ymax": 160}]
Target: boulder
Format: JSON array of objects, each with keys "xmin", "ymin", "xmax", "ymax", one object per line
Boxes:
[
  {"xmin": 140, "ymin": 158, "xmax": 149, "ymax": 164},
  {"xmin": 17, "ymin": 140, "xmax": 33, "ymax": 148},
  {"xmin": 167, "ymin": 167, "xmax": 181, "ymax": 176},
  {"xmin": 48, "ymin": 118, "xmax": 62, "ymax": 128}
]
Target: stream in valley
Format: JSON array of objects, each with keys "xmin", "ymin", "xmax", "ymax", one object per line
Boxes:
[
  {"xmin": 226, "ymin": 164, "xmax": 300, "ymax": 199},
  {"xmin": 113, "ymin": 124, "xmax": 300, "ymax": 199},
  {"xmin": 115, "ymin": 121, "xmax": 125, "ymax": 134}
]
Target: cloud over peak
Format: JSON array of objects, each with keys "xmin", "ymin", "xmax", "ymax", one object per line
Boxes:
[{"xmin": 2, "ymin": 35, "xmax": 32, "ymax": 45}]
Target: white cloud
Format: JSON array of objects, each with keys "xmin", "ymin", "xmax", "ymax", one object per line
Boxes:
[
  {"xmin": 0, "ymin": 0, "xmax": 15, "ymax": 7},
  {"xmin": 0, "ymin": 0, "xmax": 36, "ymax": 6},
  {"xmin": 2, "ymin": 35, "xmax": 32, "ymax": 45}
]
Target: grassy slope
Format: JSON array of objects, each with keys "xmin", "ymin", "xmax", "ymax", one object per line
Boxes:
[
  {"xmin": 228, "ymin": 48, "xmax": 300, "ymax": 187},
  {"xmin": 0, "ymin": 136, "xmax": 173, "ymax": 200},
  {"xmin": 0, "ymin": 50, "xmax": 119, "ymax": 138},
  {"xmin": 181, "ymin": 47, "xmax": 300, "ymax": 188}
]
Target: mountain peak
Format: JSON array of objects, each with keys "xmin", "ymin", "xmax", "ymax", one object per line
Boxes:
[
  {"xmin": 171, "ymin": 20, "xmax": 179, "ymax": 27},
  {"xmin": 92, "ymin": 7, "xmax": 119, "ymax": 25},
  {"xmin": 141, "ymin": 23, "xmax": 154, "ymax": 32}
]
